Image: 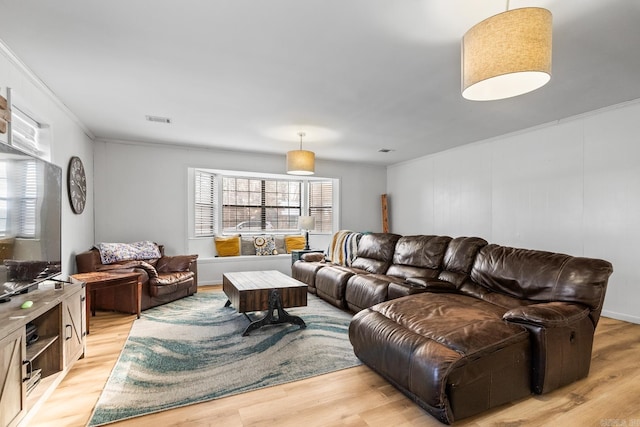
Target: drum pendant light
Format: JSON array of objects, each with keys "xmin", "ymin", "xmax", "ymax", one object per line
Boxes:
[
  {"xmin": 287, "ymin": 132, "xmax": 315, "ymax": 175},
  {"xmin": 462, "ymin": 6, "xmax": 552, "ymax": 101}
]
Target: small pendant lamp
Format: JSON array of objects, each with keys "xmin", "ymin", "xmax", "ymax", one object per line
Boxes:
[
  {"xmin": 462, "ymin": 6, "xmax": 552, "ymax": 101},
  {"xmin": 287, "ymin": 132, "xmax": 315, "ymax": 175}
]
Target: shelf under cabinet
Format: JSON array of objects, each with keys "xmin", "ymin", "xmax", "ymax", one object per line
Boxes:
[{"xmin": 25, "ymin": 335, "xmax": 59, "ymax": 362}]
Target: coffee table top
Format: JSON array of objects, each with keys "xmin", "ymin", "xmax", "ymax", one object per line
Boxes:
[
  {"xmin": 222, "ymin": 270, "xmax": 306, "ymax": 291},
  {"xmin": 223, "ymin": 270, "xmax": 307, "ymax": 313}
]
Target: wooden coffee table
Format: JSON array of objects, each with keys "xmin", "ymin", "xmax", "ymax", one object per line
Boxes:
[
  {"xmin": 71, "ymin": 271, "xmax": 141, "ymax": 334},
  {"xmin": 222, "ymin": 270, "xmax": 308, "ymax": 336}
]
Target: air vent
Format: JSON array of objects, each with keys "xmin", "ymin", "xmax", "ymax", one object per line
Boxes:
[
  {"xmin": 378, "ymin": 148, "xmax": 394, "ymax": 153},
  {"xmin": 145, "ymin": 115, "xmax": 171, "ymax": 124}
]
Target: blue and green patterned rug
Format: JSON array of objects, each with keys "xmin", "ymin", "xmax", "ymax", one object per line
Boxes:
[{"xmin": 89, "ymin": 290, "xmax": 360, "ymax": 426}]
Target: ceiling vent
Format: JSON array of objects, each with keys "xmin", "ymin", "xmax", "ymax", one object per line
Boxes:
[
  {"xmin": 145, "ymin": 115, "xmax": 171, "ymax": 124},
  {"xmin": 378, "ymin": 148, "xmax": 394, "ymax": 153}
]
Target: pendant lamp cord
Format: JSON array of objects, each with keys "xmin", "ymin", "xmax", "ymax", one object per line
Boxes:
[
  {"xmin": 298, "ymin": 132, "xmax": 305, "ymax": 150},
  {"xmin": 506, "ymin": 0, "xmax": 510, "ymax": 11}
]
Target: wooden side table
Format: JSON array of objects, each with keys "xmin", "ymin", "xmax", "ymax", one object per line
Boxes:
[{"xmin": 70, "ymin": 272, "xmax": 141, "ymax": 334}]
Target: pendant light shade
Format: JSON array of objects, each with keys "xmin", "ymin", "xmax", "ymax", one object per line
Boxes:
[
  {"xmin": 287, "ymin": 132, "xmax": 315, "ymax": 175},
  {"xmin": 462, "ymin": 7, "xmax": 552, "ymax": 101}
]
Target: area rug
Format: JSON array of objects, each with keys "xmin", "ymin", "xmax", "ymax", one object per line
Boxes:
[{"xmin": 88, "ymin": 290, "xmax": 361, "ymax": 426}]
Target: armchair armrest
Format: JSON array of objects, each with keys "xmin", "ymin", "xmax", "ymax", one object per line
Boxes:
[
  {"xmin": 156, "ymin": 254, "xmax": 198, "ymax": 273},
  {"xmin": 406, "ymin": 277, "xmax": 457, "ymax": 292},
  {"xmin": 503, "ymin": 301, "xmax": 590, "ymax": 328}
]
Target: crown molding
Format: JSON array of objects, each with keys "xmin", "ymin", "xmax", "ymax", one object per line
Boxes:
[{"xmin": 0, "ymin": 37, "xmax": 95, "ymax": 140}]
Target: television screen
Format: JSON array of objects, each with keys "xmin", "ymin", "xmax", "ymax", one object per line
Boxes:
[{"xmin": 0, "ymin": 142, "xmax": 61, "ymax": 302}]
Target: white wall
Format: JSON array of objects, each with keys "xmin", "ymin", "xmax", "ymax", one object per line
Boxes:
[
  {"xmin": 0, "ymin": 42, "xmax": 95, "ymax": 277},
  {"xmin": 387, "ymin": 100, "xmax": 640, "ymax": 324},
  {"xmin": 93, "ymin": 140, "xmax": 386, "ymax": 283}
]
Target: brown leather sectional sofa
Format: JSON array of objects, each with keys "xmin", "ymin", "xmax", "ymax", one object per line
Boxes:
[
  {"xmin": 76, "ymin": 246, "xmax": 198, "ymax": 312},
  {"xmin": 292, "ymin": 233, "xmax": 613, "ymax": 424}
]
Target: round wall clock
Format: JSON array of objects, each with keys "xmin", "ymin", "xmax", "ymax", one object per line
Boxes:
[{"xmin": 68, "ymin": 156, "xmax": 87, "ymax": 214}]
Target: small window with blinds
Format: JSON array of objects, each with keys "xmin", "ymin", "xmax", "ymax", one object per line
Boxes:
[
  {"xmin": 194, "ymin": 170, "xmax": 217, "ymax": 237},
  {"xmin": 309, "ymin": 180, "xmax": 333, "ymax": 233},
  {"xmin": 8, "ymin": 88, "xmax": 52, "ymax": 161}
]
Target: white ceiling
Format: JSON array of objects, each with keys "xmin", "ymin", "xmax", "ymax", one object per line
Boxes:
[{"xmin": 1, "ymin": 0, "xmax": 639, "ymax": 166}]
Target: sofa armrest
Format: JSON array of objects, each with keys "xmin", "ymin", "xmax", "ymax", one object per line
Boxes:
[
  {"xmin": 76, "ymin": 250, "xmax": 101, "ymax": 273},
  {"xmin": 504, "ymin": 301, "xmax": 596, "ymax": 395},
  {"xmin": 156, "ymin": 254, "xmax": 198, "ymax": 273},
  {"xmin": 503, "ymin": 301, "xmax": 591, "ymax": 328},
  {"xmin": 406, "ymin": 277, "xmax": 457, "ymax": 292},
  {"xmin": 301, "ymin": 252, "xmax": 325, "ymax": 262}
]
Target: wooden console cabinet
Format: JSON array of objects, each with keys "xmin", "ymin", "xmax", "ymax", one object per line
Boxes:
[{"xmin": 0, "ymin": 281, "xmax": 86, "ymax": 427}]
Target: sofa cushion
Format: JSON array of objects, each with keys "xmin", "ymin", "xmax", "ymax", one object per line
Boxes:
[
  {"xmin": 438, "ymin": 236, "xmax": 488, "ymax": 286},
  {"xmin": 470, "ymin": 244, "xmax": 613, "ymax": 318},
  {"xmin": 389, "ymin": 235, "xmax": 452, "ymax": 272},
  {"xmin": 351, "ymin": 233, "xmax": 401, "ymax": 274},
  {"xmin": 214, "ymin": 235, "xmax": 241, "ymax": 257},
  {"xmin": 152, "ymin": 271, "xmax": 195, "ymax": 286},
  {"xmin": 345, "ymin": 274, "xmax": 390, "ymax": 312},
  {"xmin": 350, "ymin": 292, "xmax": 531, "ymax": 424}
]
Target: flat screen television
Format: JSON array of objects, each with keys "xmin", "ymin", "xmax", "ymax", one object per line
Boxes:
[{"xmin": 0, "ymin": 142, "xmax": 62, "ymax": 303}]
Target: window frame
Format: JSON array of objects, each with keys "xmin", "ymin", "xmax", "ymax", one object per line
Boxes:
[{"xmin": 188, "ymin": 168, "xmax": 338, "ymax": 238}]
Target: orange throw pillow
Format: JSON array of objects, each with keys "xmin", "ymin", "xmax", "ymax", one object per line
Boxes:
[
  {"xmin": 285, "ymin": 235, "xmax": 306, "ymax": 253},
  {"xmin": 214, "ymin": 235, "xmax": 241, "ymax": 257}
]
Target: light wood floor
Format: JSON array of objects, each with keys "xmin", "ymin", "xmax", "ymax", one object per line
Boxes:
[{"xmin": 28, "ymin": 286, "xmax": 640, "ymax": 427}]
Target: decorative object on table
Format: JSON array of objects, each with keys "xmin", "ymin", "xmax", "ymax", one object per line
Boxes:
[
  {"xmin": 87, "ymin": 290, "xmax": 359, "ymax": 426},
  {"xmin": 462, "ymin": 5, "xmax": 552, "ymax": 101},
  {"xmin": 286, "ymin": 131, "xmax": 315, "ymax": 175},
  {"xmin": 68, "ymin": 156, "xmax": 87, "ymax": 214},
  {"xmin": 298, "ymin": 215, "xmax": 315, "ymax": 250}
]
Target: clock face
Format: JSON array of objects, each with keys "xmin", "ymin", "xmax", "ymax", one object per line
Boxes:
[{"xmin": 68, "ymin": 156, "xmax": 87, "ymax": 214}]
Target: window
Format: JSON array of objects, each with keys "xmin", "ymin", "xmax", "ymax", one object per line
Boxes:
[
  {"xmin": 194, "ymin": 170, "xmax": 217, "ymax": 237},
  {"xmin": 222, "ymin": 177, "xmax": 301, "ymax": 232},
  {"xmin": 7, "ymin": 89, "xmax": 52, "ymax": 161},
  {"xmin": 191, "ymin": 169, "xmax": 336, "ymax": 237},
  {"xmin": 309, "ymin": 180, "xmax": 333, "ymax": 233}
]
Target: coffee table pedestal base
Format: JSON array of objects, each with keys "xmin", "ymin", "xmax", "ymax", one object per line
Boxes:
[{"xmin": 225, "ymin": 289, "xmax": 306, "ymax": 336}]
